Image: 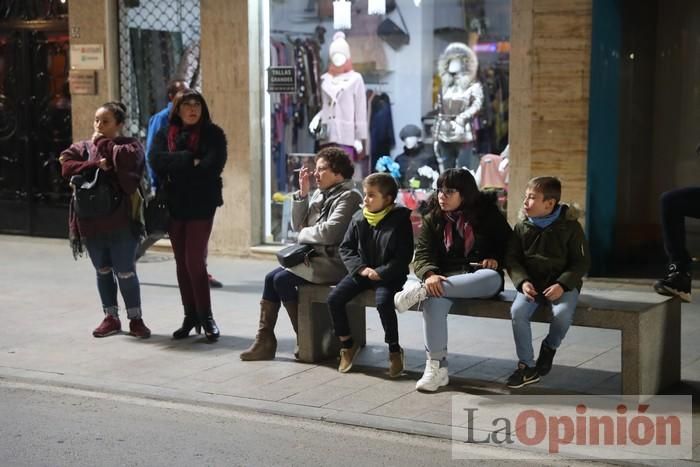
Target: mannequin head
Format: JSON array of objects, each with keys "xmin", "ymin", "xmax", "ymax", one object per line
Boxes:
[
  {"xmin": 437, "ymin": 42, "xmax": 478, "ymax": 89},
  {"xmin": 448, "ymin": 58, "xmax": 463, "ymax": 74},
  {"xmin": 329, "ymin": 31, "xmax": 351, "ymax": 64},
  {"xmin": 399, "ymin": 124, "xmax": 422, "ymax": 150}
]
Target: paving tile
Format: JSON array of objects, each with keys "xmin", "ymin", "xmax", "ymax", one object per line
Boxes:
[{"xmin": 452, "ymin": 359, "xmax": 514, "ymax": 383}]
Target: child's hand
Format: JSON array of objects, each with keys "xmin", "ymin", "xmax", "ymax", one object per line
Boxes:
[
  {"xmin": 361, "ymin": 267, "xmax": 381, "ymax": 281},
  {"xmin": 543, "ymin": 283, "xmax": 564, "ymax": 302},
  {"xmin": 425, "ymin": 273, "xmax": 447, "ymax": 297},
  {"xmin": 522, "ymin": 281, "xmax": 538, "ymax": 301},
  {"xmin": 480, "ymin": 258, "xmax": 499, "ymax": 270}
]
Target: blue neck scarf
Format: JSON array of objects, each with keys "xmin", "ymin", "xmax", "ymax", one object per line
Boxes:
[{"xmin": 528, "ymin": 204, "xmax": 562, "ymax": 229}]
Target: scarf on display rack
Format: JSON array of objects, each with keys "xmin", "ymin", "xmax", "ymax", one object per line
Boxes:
[
  {"xmin": 327, "ymin": 58, "xmax": 353, "ymax": 76},
  {"xmin": 167, "ymin": 124, "xmax": 201, "ymax": 153},
  {"xmin": 443, "ymin": 210, "xmax": 475, "ymax": 256}
]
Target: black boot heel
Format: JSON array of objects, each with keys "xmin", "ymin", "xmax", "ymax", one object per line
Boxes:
[
  {"xmin": 173, "ymin": 308, "xmax": 200, "ymax": 340},
  {"xmin": 201, "ymin": 314, "xmax": 219, "ymax": 342}
]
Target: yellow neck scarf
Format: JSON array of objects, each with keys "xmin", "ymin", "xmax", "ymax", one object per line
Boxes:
[{"xmin": 363, "ymin": 205, "xmax": 393, "ymax": 227}]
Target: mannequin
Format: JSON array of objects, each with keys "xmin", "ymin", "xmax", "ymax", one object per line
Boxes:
[
  {"xmin": 309, "ymin": 32, "xmax": 368, "ymax": 178},
  {"xmin": 394, "ymin": 124, "xmax": 439, "ymax": 189},
  {"xmin": 433, "ymin": 42, "xmax": 483, "ymax": 171}
]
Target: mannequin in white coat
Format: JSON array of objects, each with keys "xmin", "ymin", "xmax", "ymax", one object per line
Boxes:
[{"xmin": 309, "ymin": 32, "xmax": 368, "ymax": 179}]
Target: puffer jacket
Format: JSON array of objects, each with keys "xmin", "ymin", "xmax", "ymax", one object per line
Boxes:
[{"xmin": 506, "ymin": 204, "xmax": 590, "ymax": 292}]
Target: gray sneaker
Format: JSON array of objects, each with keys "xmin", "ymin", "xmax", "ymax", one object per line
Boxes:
[{"xmin": 394, "ymin": 282, "xmax": 428, "ymax": 313}]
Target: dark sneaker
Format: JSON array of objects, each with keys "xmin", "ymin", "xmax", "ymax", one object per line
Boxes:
[
  {"xmin": 208, "ymin": 274, "xmax": 223, "ymax": 288},
  {"xmin": 535, "ymin": 342, "xmax": 556, "ymax": 376},
  {"xmin": 93, "ymin": 315, "xmax": 121, "ymax": 338},
  {"xmin": 506, "ymin": 363, "xmax": 540, "ymax": 389},
  {"xmin": 653, "ymin": 263, "xmax": 691, "ymax": 302},
  {"xmin": 129, "ymin": 319, "xmax": 152, "ymax": 339}
]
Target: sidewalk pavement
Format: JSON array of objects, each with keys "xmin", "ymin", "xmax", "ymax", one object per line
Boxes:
[{"xmin": 1, "ymin": 235, "xmax": 699, "ymax": 462}]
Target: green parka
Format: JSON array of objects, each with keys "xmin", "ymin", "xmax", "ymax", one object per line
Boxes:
[
  {"xmin": 413, "ymin": 194, "xmax": 512, "ymax": 282},
  {"xmin": 506, "ymin": 204, "xmax": 590, "ymax": 293}
]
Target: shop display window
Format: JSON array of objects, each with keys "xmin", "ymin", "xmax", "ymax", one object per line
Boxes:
[{"xmin": 261, "ymin": 0, "xmax": 511, "ymax": 243}]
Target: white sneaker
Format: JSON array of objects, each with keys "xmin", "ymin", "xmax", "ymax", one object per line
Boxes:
[
  {"xmin": 416, "ymin": 359, "xmax": 449, "ymax": 392},
  {"xmin": 394, "ymin": 282, "xmax": 427, "ymax": 313}
]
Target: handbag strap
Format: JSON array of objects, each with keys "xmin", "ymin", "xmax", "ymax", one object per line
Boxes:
[{"xmin": 394, "ymin": 3, "xmax": 408, "ymax": 33}]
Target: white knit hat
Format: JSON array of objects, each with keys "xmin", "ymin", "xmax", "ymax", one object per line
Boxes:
[{"xmin": 329, "ymin": 31, "xmax": 351, "ymax": 60}]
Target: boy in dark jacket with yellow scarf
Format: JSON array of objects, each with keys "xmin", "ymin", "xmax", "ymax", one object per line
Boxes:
[
  {"xmin": 506, "ymin": 177, "xmax": 590, "ymax": 388},
  {"xmin": 328, "ymin": 173, "xmax": 414, "ymax": 377}
]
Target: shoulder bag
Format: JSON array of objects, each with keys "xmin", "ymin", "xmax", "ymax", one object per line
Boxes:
[{"xmin": 377, "ymin": 2, "xmax": 410, "ymax": 50}]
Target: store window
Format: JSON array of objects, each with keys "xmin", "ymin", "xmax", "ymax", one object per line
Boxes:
[
  {"xmin": 117, "ymin": 0, "xmax": 201, "ymax": 138},
  {"xmin": 262, "ymin": 0, "xmax": 511, "ymax": 243}
]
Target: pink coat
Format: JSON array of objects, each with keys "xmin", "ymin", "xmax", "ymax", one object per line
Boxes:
[{"xmin": 319, "ymin": 71, "xmax": 368, "ymax": 146}]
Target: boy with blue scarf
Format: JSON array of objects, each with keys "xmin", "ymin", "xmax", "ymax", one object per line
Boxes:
[{"xmin": 505, "ymin": 177, "xmax": 590, "ymax": 388}]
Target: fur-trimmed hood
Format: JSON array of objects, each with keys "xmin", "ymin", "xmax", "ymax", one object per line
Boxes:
[{"xmin": 437, "ymin": 42, "xmax": 478, "ymax": 91}]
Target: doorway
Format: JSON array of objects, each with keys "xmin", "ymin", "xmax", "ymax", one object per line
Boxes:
[
  {"xmin": 0, "ymin": 12, "xmax": 72, "ymax": 237},
  {"xmin": 588, "ymin": 0, "xmax": 700, "ymax": 276}
]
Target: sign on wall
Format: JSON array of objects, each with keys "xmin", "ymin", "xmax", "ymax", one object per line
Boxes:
[
  {"xmin": 68, "ymin": 70, "xmax": 97, "ymax": 95},
  {"xmin": 267, "ymin": 66, "xmax": 296, "ymax": 93},
  {"xmin": 70, "ymin": 44, "xmax": 105, "ymax": 70}
]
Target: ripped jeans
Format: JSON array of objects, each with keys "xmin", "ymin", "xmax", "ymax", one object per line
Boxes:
[{"xmin": 84, "ymin": 228, "xmax": 142, "ymax": 319}]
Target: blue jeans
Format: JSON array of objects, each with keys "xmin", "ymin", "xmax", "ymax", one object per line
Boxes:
[
  {"xmin": 437, "ymin": 141, "xmax": 477, "ymax": 171},
  {"xmin": 510, "ymin": 290, "xmax": 579, "ymax": 367},
  {"xmin": 422, "ymin": 269, "xmax": 503, "ymax": 360},
  {"xmin": 84, "ymin": 228, "xmax": 142, "ymax": 319},
  {"xmin": 262, "ymin": 266, "xmax": 310, "ymax": 303}
]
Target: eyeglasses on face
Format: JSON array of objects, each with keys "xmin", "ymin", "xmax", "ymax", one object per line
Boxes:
[{"xmin": 438, "ymin": 187, "xmax": 459, "ymax": 196}]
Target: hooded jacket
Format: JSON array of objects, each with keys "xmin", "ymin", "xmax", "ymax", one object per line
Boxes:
[
  {"xmin": 287, "ymin": 180, "xmax": 363, "ymax": 284},
  {"xmin": 506, "ymin": 204, "xmax": 590, "ymax": 293},
  {"xmin": 339, "ymin": 205, "xmax": 414, "ymax": 287},
  {"xmin": 413, "ymin": 193, "xmax": 512, "ymax": 283}
]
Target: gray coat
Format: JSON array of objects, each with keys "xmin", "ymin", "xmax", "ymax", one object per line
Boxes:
[{"xmin": 286, "ymin": 179, "xmax": 362, "ymax": 284}]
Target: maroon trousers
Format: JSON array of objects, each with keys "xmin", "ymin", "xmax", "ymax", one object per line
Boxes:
[{"xmin": 169, "ymin": 218, "xmax": 213, "ymax": 312}]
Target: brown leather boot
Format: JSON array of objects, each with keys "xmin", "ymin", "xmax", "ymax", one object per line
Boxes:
[
  {"xmin": 240, "ymin": 300, "xmax": 280, "ymax": 361},
  {"xmin": 283, "ymin": 301, "xmax": 299, "ymax": 359}
]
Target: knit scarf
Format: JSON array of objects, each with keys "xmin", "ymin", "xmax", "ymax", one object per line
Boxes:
[
  {"xmin": 327, "ymin": 59, "xmax": 353, "ymax": 76},
  {"xmin": 528, "ymin": 204, "xmax": 562, "ymax": 229},
  {"xmin": 363, "ymin": 205, "xmax": 392, "ymax": 227},
  {"xmin": 167, "ymin": 124, "xmax": 201, "ymax": 152},
  {"xmin": 443, "ymin": 210, "xmax": 475, "ymax": 256}
]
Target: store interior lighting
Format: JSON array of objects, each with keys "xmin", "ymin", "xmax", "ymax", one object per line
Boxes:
[
  {"xmin": 333, "ymin": 0, "xmax": 352, "ymax": 29},
  {"xmin": 368, "ymin": 0, "xmax": 386, "ymax": 15}
]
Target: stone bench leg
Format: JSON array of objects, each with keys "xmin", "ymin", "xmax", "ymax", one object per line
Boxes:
[
  {"xmin": 621, "ymin": 298, "xmax": 681, "ymax": 394},
  {"xmin": 297, "ymin": 296, "xmax": 367, "ymax": 363}
]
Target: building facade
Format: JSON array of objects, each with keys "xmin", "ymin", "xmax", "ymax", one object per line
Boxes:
[{"xmin": 2, "ymin": 0, "xmax": 698, "ymax": 276}]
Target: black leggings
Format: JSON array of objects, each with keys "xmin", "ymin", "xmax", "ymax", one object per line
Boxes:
[{"xmin": 660, "ymin": 187, "xmax": 700, "ymax": 268}]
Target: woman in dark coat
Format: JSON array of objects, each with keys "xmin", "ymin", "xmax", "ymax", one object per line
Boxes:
[{"xmin": 149, "ymin": 90, "xmax": 227, "ymax": 342}]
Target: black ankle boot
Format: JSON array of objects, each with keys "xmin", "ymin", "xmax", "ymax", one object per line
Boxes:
[
  {"xmin": 200, "ymin": 310, "xmax": 219, "ymax": 342},
  {"xmin": 173, "ymin": 306, "xmax": 201, "ymax": 339}
]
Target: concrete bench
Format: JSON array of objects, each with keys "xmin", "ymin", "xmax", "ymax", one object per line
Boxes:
[{"xmin": 297, "ymin": 284, "xmax": 681, "ymax": 395}]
